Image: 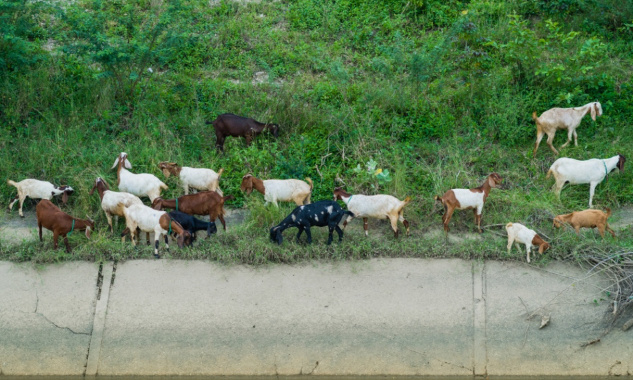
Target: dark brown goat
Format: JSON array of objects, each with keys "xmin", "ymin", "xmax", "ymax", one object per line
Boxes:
[
  {"xmin": 151, "ymin": 191, "xmax": 235, "ymax": 230},
  {"xmin": 36, "ymin": 200, "xmax": 94, "ymax": 253},
  {"xmin": 207, "ymin": 113, "xmax": 279, "ymax": 152}
]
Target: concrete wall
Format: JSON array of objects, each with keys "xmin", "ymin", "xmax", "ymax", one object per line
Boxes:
[{"xmin": 0, "ymin": 259, "xmax": 631, "ymax": 376}]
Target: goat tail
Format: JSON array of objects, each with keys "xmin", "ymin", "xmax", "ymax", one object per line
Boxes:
[
  {"xmin": 433, "ymin": 195, "xmax": 444, "ymax": 204},
  {"xmin": 605, "ymin": 208, "xmax": 612, "ymax": 218},
  {"xmin": 305, "ymin": 177, "xmax": 313, "ymax": 190},
  {"xmin": 505, "ymin": 222, "xmax": 513, "ymax": 229},
  {"xmin": 7, "ymin": 179, "xmax": 17, "ymax": 188},
  {"xmin": 545, "ymin": 169, "xmax": 553, "ymax": 179},
  {"xmin": 532, "ymin": 111, "xmax": 538, "ymax": 122},
  {"xmin": 217, "ymin": 168, "xmax": 224, "ymax": 178},
  {"xmin": 160, "ymin": 182, "xmax": 168, "ymax": 190},
  {"xmin": 398, "ymin": 196, "xmax": 412, "ymax": 212}
]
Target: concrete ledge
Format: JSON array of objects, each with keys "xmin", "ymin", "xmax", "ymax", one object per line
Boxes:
[{"xmin": 0, "ymin": 259, "xmax": 631, "ymax": 376}]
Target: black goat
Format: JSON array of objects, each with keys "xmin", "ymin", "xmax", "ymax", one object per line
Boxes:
[
  {"xmin": 269, "ymin": 201, "xmax": 354, "ymax": 245},
  {"xmin": 168, "ymin": 211, "xmax": 217, "ymax": 245}
]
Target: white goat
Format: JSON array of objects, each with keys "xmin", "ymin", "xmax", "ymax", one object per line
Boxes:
[
  {"xmin": 533, "ymin": 101, "xmax": 602, "ymax": 156},
  {"xmin": 121, "ymin": 203, "xmax": 191, "ymax": 258},
  {"xmin": 89, "ymin": 177, "xmax": 143, "ymax": 233},
  {"xmin": 158, "ymin": 162, "xmax": 224, "ymax": 195},
  {"xmin": 333, "ymin": 187, "xmax": 411, "ymax": 237},
  {"xmin": 505, "ymin": 222, "xmax": 550, "ymax": 263},
  {"xmin": 547, "ymin": 154, "xmax": 625, "ymax": 208},
  {"xmin": 240, "ymin": 174, "xmax": 312, "ymax": 206},
  {"xmin": 7, "ymin": 179, "xmax": 74, "ymax": 217},
  {"xmin": 111, "ymin": 152, "xmax": 167, "ymax": 201}
]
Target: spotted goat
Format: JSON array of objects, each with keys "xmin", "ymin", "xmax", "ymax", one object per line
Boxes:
[{"xmin": 269, "ymin": 200, "xmax": 354, "ymax": 245}]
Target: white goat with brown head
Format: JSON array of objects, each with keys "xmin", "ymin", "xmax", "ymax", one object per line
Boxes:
[
  {"xmin": 158, "ymin": 162, "xmax": 223, "ymax": 195},
  {"xmin": 8, "ymin": 179, "xmax": 74, "ymax": 217}
]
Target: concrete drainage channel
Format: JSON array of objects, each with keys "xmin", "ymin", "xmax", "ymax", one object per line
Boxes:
[{"xmin": 1, "ymin": 258, "xmax": 632, "ymax": 376}]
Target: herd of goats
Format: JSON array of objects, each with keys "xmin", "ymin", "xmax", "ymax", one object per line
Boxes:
[{"xmin": 5, "ymin": 105, "xmax": 627, "ymax": 262}]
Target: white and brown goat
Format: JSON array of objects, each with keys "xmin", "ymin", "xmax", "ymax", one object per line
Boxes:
[
  {"xmin": 89, "ymin": 177, "xmax": 143, "ymax": 233},
  {"xmin": 240, "ymin": 174, "xmax": 312, "ymax": 207},
  {"xmin": 434, "ymin": 173, "xmax": 503, "ymax": 234},
  {"xmin": 112, "ymin": 152, "xmax": 167, "ymax": 201},
  {"xmin": 158, "ymin": 162, "xmax": 223, "ymax": 195},
  {"xmin": 333, "ymin": 187, "xmax": 411, "ymax": 237},
  {"xmin": 505, "ymin": 222, "xmax": 550, "ymax": 263},
  {"xmin": 8, "ymin": 179, "xmax": 74, "ymax": 217}
]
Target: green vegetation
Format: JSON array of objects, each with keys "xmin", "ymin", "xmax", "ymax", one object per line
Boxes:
[{"xmin": 1, "ymin": 0, "xmax": 632, "ymax": 269}]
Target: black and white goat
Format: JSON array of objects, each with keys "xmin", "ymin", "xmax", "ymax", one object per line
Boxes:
[
  {"xmin": 168, "ymin": 211, "xmax": 217, "ymax": 244},
  {"xmin": 269, "ymin": 200, "xmax": 354, "ymax": 245}
]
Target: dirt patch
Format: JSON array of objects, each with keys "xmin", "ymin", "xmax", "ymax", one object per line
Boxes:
[
  {"xmin": 609, "ymin": 207, "xmax": 633, "ymax": 230},
  {"xmin": 0, "ymin": 211, "xmax": 48, "ymax": 246}
]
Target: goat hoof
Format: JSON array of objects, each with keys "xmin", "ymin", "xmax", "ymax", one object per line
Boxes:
[{"xmin": 154, "ymin": 254, "xmax": 160, "ymax": 259}]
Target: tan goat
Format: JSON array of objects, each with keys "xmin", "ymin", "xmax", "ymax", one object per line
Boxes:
[{"xmin": 553, "ymin": 208, "xmax": 616, "ymax": 238}]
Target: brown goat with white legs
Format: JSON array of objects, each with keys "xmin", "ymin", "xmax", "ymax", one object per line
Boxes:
[
  {"xmin": 36, "ymin": 200, "xmax": 94, "ymax": 253},
  {"xmin": 434, "ymin": 173, "xmax": 503, "ymax": 234},
  {"xmin": 151, "ymin": 192, "xmax": 235, "ymax": 231},
  {"xmin": 553, "ymin": 208, "xmax": 616, "ymax": 238},
  {"xmin": 533, "ymin": 101, "xmax": 602, "ymax": 156}
]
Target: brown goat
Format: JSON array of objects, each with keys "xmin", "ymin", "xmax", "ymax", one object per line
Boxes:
[
  {"xmin": 151, "ymin": 191, "xmax": 235, "ymax": 231},
  {"xmin": 434, "ymin": 173, "xmax": 503, "ymax": 234},
  {"xmin": 207, "ymin": 113, "xmax": 279, "ymax": 152},
  {"xmin": 553, "ymin": 208, "xmax": 616, "ymax": 238},
  {"xmin": 36, "ymin": 200, "xmax": 94, "ymax": 253}
]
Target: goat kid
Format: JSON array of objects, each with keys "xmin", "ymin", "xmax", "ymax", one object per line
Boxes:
[
  {"xmin": 241, "ymin": 174, "xmax": 312, "ymax": 207},
  {"xmin": 8, "ymin": 179, "xmax": 74, "ymax": 217},
  {"xmin": 168, "ymin": 210, "xmax": 217, "ymax": 245},
  {"xmin": 269, "ymin": 200, "xmax": 354, "ymax": 245},
  {"xmin": 547, "ymin": 154, "xmax": 625, "ymax": 208},
  {"xmin": 333, "ymin": 188, "xmax": 411, "ymax": 237},
  {"xmin": 121, "ymin": 204, "xmax": 192, "ymax": 258},
  {"xmin": 505, "ymin": 222, "xmax": 550, "ymax": 263},
  {"xmin": 434, "ymin": 173, "xmax": 503, "ymax": 234},
  {"xmin": 36, "ymin": 200, "xmax": 94, "ymax": 253},
  {"xmin": 553, "ymin": 208, "xmax": 616, "ymax": 238},
  {"xmin": 533, "ymin": 101, "xmax": 602, "ymax": 156},
  {"xmin": 158, "ymin": 162, "xmax": 224, "ymax": 195},
  {"xmin": 112, "ymin": 152, "xmax": 167, "ymax": 201}
]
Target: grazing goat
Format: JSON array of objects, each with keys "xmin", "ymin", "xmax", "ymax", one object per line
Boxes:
[
  {"xmin": 208, "ymin": 113, "xmax": 279, "ymax": 152},
  {"xmin": 8, "ymin": 179, "xmax": 74, "ymax": 217},
  {"xmin": 333, "ymin": 188, "xmax": 411, "ymax": 237},
  {"xmin": 505, "ymin": 222, "xmax": 550, "ymax": 263},
  {"xmin": 151, "ymin": 192, "xmax": 235, "ymax": 231},
  {"xmin": 269, "ymin": 200, "xmax": 354, "ymax": 245},
  {"xmin": 168, "ymin": 210, "xmax": 217, "ymax": 244},
  {"xmin": 547, "ymin": 154, "xmax": 625, "ymax": 208},
  {"xmin": 434, "ymin": 173, "xmax": 503, "ymax": 234},
  {"xmin": 111, "ymin": 152, "xmax": 167, "ymax": 201},
  {"xmin": 121, "ymin": 204, "xmax": 192, "ymax": 258},
  {"xmin": 553, "ymin": 208, "xmax": 616, "ymax": 238},
  {"xmin": 241, "ymin": 174, "xmax": 312, "ymax": 207},
  {"xmin": 533, "ymin": 101, "xmax": 602, "ymax": 156},
  {"xmin": 90, "ymin": 177, "xmax": 143, "ymax": 233},
  {"xmin": 36, "ymin": 200, "xmax": 94, "ymax": 253},
  {"xmin": 158, "ymin": 162, "xmax": 224, "ymax": 195}
]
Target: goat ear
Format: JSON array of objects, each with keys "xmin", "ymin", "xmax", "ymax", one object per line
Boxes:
[
  {"xmin": 62, "ymin": 191, "xmax": 69, "ymax": 204},
  {"xmin": 590, "ymin": 104, "xmax": 596, "ymax": 121},
  {"xmin": 124, "ymin": 159, "xmax": 132, "ymax": 169},
  {"xmin": 89, "ymin": 182, "xmax": 96, "ymax": 195},
  {"xmin": 111, "ymin": 157, "xmax": 120, "ymax": 169},
  {"xmin": 85, "ymin": 227, "xmax": 91, "ymax": 239}
]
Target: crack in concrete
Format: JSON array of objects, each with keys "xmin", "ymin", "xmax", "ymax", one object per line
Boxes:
[{"xmin": 34, "ymin": 311, "xmax": 90, "ymax": 335}]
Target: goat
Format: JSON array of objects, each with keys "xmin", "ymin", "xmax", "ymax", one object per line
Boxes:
[
  {"xmin": 158, "ymin": 162, "xmax": 224, "ymax": 195},
  {"xmin": 111, "ymin": 152, "xmax": 167, "ymax": 201},
  {"xmin": 553, "ymin": 208, "xmax": 616, "ymax": 238},
  {"xmin": 434, "ymin": 173, "xmax": 503, "ymax": 234},
  {"xmin": 505, "ymin": 222, "xmax": 550, "ymax": 263},
  {"xmin": 269, "ymin": 200, "xmax": 354, "ymax": 245},
  {"xmin": 36, "ymin": 200, "xmax": 94, "ymax": 253},
  {"xmin": 241, "ymin": 174, "xmax": 312, "ymax": 207},
  {"xmin": 89, "ymin": 177, "xmax": 143, "ymax": 233},
  {"xmin": 168, "ymin": 210, "xmax": 217, "ymax": 245},
  {"xmin": 332, "ymin": 188, "xmax": 411, "ymax": 237},
  {"xmin": 533, "ymin": 101, "xmax": 602, "ymax": 156},
  {"xmin": 547, "ymin": 154, "xmax": 625, "ymax": 208},
  {"xmin": 121, "ymin": 204, "xmax": 192, "ymax": 258},
  {"xmin": 151, "ymin": 192, "xmax": 235, "ymax": 231},
  {"xmin": 207, "ymin": 113, "xmax": 279, "ymax": 152},
  {"xmin": 8, "ymin": 179, "xmax": 74, "ymax": 217}
]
